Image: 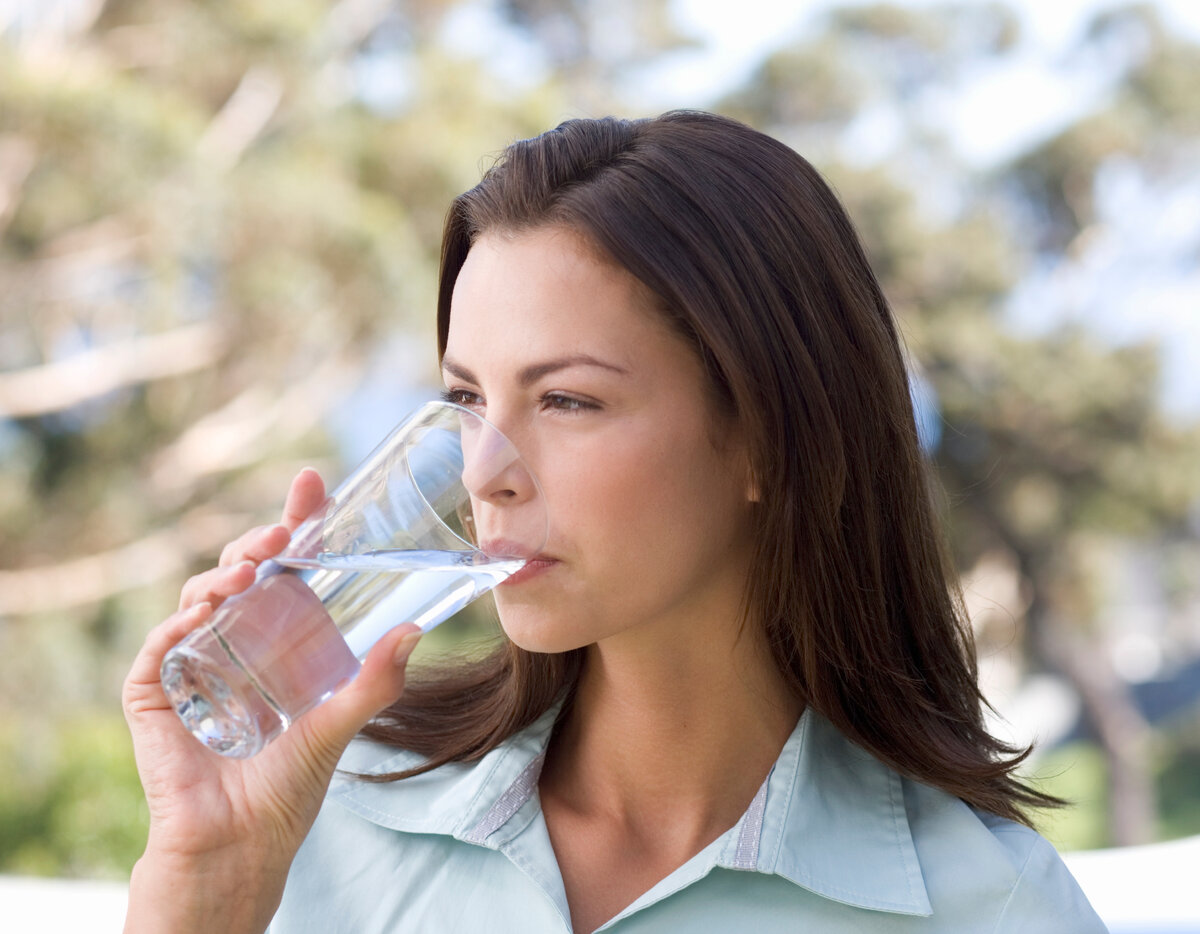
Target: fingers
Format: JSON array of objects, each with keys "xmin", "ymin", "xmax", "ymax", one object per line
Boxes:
[
  {"xmin": 345, "ymin": 622, "xmax": 423, "ymax": 720},
  {"xmin": 217, "ymin": 468, "xmax": 325, "ymax": 568},
  {"xmin": 123, "ymin": 602, "xmax": 213, "ymax": 712},
  {"xmin": 297, "ymin": 623, "xmax": 422, "ymax": 760},
  {"xmin": 179, "ymin": 470, "xmax": 323, "ymax": 611},
  {"xmin": 218, "ymin": 524, "xmax": 291, "ymax": 567},
  {"xmin": 178, "ymin": 560, "xmax": 258, "ymax": 612},
  {"xmin": 281, "ymin": 468, "xmax": 327, "ymax": 532}
]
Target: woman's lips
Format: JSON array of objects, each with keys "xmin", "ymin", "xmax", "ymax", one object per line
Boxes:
[
  {"xmin": 477, "ymin": 539, "xmax": 557, "ymax": 586},
  {"xmin": 499, "ymin": 556, "xmax": 558, "ymax": 587},
  {"xmin": 479, "ymin": 538, "xmax": 536, "ymax": 560}
]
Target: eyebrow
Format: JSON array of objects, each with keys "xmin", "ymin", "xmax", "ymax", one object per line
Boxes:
[{"xmin": 440, "ymin": 353, "xmax": 629, "ymax": 388}]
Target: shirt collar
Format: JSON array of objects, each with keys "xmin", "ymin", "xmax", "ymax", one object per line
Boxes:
[
  {"xmin": 330, "ymin": 704, "xmax": 931, "ymax": 917},
  {"xmin": 330, "ymin": 702, "xmax": 560, "ymax": 841},
  {"xmin": 742, "ymin": 709, "xmax": 932, "ymax": 915}
]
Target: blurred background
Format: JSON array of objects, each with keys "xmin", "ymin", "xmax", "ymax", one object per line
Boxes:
[{"xmin": 1, "ymin": 0, "xmax": 1198, "ymax": 929}]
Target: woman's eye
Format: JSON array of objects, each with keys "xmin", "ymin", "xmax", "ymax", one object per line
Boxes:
[
  {"xmin": 541, "ymin": 393, "xmax": 597, "ymax": 413},
  {"xmin": 441, "ymin": 388, "xmax": 483, "ymax": 407},
  {"xmin": 442, "ymin": 388, "xmax": 597, "ymax": 413}
]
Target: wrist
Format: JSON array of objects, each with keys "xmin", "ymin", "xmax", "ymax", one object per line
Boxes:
[{"xmin": 125, "ymin": 847, "xmax": 287, "ymax": 934}]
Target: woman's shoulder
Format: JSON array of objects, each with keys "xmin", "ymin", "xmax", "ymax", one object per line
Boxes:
[
  {"xmin": 778, "ymin": 711, "xmax": 1107, "ymax": 931},
  {"xmin": 898, "ymin": 764, "xmax": 1106, "ymax": 931}
]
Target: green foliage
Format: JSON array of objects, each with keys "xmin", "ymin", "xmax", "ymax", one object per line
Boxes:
[
  {"xmin": 1030, "ymin": 711, "xmax": 1200, "ymax": 850},
  {"xmin": 720, "ymin": 45, "xmax": 864, "ymax": 128},
  {"xmin": 0, "ymin": 713, "xmax": 147, "ymax": 878},
  {"xmin": 1158, "ymin": 714, "xmax": 1200, "ymax": 839},
  {"xmin": 1028, "ymin": 742, "xmax": 1111, "ymax": 852}
]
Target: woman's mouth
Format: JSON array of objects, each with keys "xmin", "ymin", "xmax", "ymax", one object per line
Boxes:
[
  {"xmin": 477, "ymin": 539, "xmax": 558, "ymax": 587},
  {"xmin": 498, "ymin": 555, "xmax": 558, "ymax": 587}
]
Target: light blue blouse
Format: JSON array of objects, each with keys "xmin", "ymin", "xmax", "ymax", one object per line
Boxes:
[{"xmin": 269, "ymin": 705, "xmax": 1107, "ymax": 932}]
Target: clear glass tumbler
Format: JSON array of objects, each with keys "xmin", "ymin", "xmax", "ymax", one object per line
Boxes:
[{"xmin": 160, "ymin": 400, "xmax": 547, "ymax": 758}]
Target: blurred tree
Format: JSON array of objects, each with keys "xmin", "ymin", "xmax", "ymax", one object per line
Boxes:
[
  {"xmin": 719, "ymin": 2, "xmax": 1200, "ymax": 846},
  {"xmin": 2, "ymin": 0, "xmax": 1198, "ymax": 875},
  {"xmin": 0, "ymin": 0, "xmax": 695, "ymax": 878},
  {"xmin": 0, "ymin": 0, "xmax": 570, "ymax": 875},
  {"xmin": 0, "ymin": 0, "xmax": 560, "ymax": 619}
]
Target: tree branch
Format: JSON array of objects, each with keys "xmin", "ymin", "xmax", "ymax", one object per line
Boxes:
[
  {"xmin": 0, "ymin": 509, "xmax": 250, "ymax": 616},
  {"xmin": 0, "ymin": 134, "xmax": 37, "ymax": 236},
  {"xmin": 196, "ymin": 66, "xmax": 284, "ymax": 171},
  {"xmin": 148, "ymin": 351, "xmax": 360, "ymax": 498},
  {"xmin": 0, "ymin": 321, "xmax": 225, "ymax": 418}
]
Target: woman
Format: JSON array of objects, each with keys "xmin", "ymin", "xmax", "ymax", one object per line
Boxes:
[{"xmin": 124, "ymin": 111, "xmax": 1105, "ymax": 932}]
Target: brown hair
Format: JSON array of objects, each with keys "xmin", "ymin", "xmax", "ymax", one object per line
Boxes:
[{"xmin": 361, "ymin": 111, "xmax": 1055, "ymax": 823}]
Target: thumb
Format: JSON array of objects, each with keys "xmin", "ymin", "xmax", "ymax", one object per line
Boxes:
[{"xmin": 296, "ymin": 623, "xmax": 422, "ymax": 760}]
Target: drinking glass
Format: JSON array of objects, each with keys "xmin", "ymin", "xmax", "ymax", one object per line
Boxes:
[{"xmin": 160, "ymin": 400, "xmax": 547, "ymax": 758}]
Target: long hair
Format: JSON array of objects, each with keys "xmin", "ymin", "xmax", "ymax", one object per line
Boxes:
[{"xmin": 361, "ymin": 111, "xmax": 1055, "ymax": 823}]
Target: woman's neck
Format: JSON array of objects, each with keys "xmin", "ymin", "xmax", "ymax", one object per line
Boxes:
[
  {"xmin": 535, "ymin": 609, "xmax": 801, "ymax": 934},
  {"xmin": 540, "ymin": 617, "xmax": 802, "ymax": 850}
]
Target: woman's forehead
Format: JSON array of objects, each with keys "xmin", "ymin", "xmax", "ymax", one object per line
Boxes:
[{"xmin": 448, "ymin": 230, "xmax": 668, "ymax": 341}]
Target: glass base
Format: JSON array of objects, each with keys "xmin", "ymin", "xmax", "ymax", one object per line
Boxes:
[{"xmin": 161, "ymin": 642, "xmax": 285, "ymax": 759}]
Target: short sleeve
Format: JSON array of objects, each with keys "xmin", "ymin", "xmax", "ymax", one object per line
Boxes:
[{"xmin": 992, "ymin": 834, "xmax": 1109, "ymax": 933}]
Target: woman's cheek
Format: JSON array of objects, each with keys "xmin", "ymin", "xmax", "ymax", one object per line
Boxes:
[
  {"xmin": 588, "ymin": 446, "xmax": 661, "ymax": 517},
  {"xmin": 546, "ymin": 424, "xmax": 683, "ymax": 554}
]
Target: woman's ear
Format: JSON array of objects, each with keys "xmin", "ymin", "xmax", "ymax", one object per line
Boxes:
[
  {"xmin": 746, "ymin": 469, "xmax": 761, "ymax": 504},
  {"xmin": 729, "ymin": 427, "xmax": 759, "ymax": 503},
  {"xmin": 742, "ymin": 448, "xmax": 761, "ymax": 503}
]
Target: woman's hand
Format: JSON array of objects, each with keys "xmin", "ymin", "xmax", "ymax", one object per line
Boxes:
[{"xmin": 122, "ymin": 469, "xmax": 422, "ymax": 934}]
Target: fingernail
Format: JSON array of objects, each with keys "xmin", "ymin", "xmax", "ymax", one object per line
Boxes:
[
  {"xmin": 393, "ymin": 630, "xmax": 422, "ymax": 666},
  {"xmin": 190, "ymin": 601, "xmax": 213, "ymax": 618},
  {"xmin": 237, "ymin": 560, "xmax": 256, "ymax": 573}
]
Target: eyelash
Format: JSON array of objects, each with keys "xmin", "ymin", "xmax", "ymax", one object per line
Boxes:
[
  {"xmin": 440, "ymin": 388, "xmax": 598, "ymax": 414},
  {"xmin": 440, "ymin": 388, "xmax": 479, "ymax": 407}
]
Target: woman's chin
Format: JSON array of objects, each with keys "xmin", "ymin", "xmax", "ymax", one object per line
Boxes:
[{"xmin": 496, "ymin": 613, "xmax": 591, "ymax": 655}]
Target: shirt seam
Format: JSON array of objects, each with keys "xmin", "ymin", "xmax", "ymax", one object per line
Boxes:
[
  {"xmin": 730, "ymin": 772, "xmax": 771, "ymax": 870},
  {"xmin": 988, "ymin": 833, "xmax": 1039, "ymax": 934},
  {"xmin": 452, "ymin": 742, "xmax": 521, "ymax": 836},
  {"xmin": 333, "ymin": 742, "xmax": 519, "ymax": 838},
  {"xmin": 461, "ymin": 752, "xmax": 545, "ymax": 844}
]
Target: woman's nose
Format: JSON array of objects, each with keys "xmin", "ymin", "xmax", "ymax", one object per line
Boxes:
[
  {"xmin": 458, "ymin": 418, "xmax": 545, "ymax": 556},
  {"xmin": 459, "ymin": 420, "xmax": 537, "ymax": 505}
]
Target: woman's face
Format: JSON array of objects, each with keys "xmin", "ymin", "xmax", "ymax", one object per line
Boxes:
[{"xmin": 442, "ymin": 226, "xmax": 756, "ymax": 653}]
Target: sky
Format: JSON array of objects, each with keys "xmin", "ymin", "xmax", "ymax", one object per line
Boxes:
[
  {"xmin": 651, "ymin": 0, "xmax": 1200, "ymax": 418},
  {"xmin": 657, "ymin": 0, "xmax": 1200, "ymax": 163},
  {"xmin": 661, "ymin": 0, "xmax": 1200, "ymax": 112}
]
